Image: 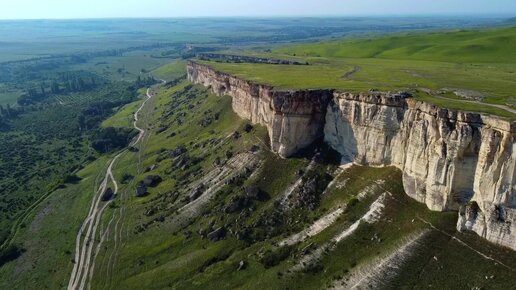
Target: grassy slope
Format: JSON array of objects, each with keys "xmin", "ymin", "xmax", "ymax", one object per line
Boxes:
[
  {"xmin": 3, "ymin": 76, "xmax": 515, "ymax": 289},
  {"xmin": 275, "ymin": 27, "xmax": 516, "ymax": 63},
  {"xmin": 199, "ymin": 26, "xmax": 516, "ymax": 119},
  {"xmin": 151, "ymin": 60, "xmax": 187, "ymax": 81},
  {"xmin": 0, "ymin": 154, "xmax": 114, "ymax": 289},
  {"xmin": 92, "ymin": 81, "xmax": 516, "ymax": 289},
  {"xmin": 0, "ymin": 90, "xmax": 20, "ymax": 106},
  {"xmin": 0, "ymin": 81, "xmax": 153, "ymax": 288},
  {"xmin": 70, "ymin": 53, "xmax": 175, "ymax": 82},
  {"xmin": 101, "ymin": 61, "xmax": 186, "ymax": 129}
]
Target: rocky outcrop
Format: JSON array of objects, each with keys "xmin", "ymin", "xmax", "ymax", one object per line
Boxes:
[
  {"xmin": 325, "ymin": 92, "xmax": 515, "ymax": 250},
  {"xmin": 198, "ymin": 53, "xmax": 308, "ymax": 65},
  {"xmin": 187, "ymin": 61, "xmax": 516, "ymax": 251},
  {"xmin": 457, "ymin": 202, "xmax": 516, "ymax": 250},
  {"xmin": 187, "ymin": 61, "xmax": 332, "ymax": 157}
]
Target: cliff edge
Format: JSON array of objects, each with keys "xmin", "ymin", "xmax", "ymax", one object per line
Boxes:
[
  {"xmin": 187, "ymin": 61, "xmax": 332, "ymax": 157},
  {"xmin": 187, "ymin": 60, "xmax": 516, "ymax": 251}
]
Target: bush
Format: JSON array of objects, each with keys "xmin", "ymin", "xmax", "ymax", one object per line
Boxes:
[
  {"xmin": 302, "ymin": 260, "xmax": 324, "ymax": 274},
  {"xmin": 0, "ymin": 245, "xmax": 25, "ymax": 267},
  {"xmin": 260, "ymin": 246, "xmax": 294, "ymax": 268},
  {"xmin": 346, "ymin": 198, "xmax": 360, "ymax": 212},
  {"xmin": 142, "ymin": 175, "xmax": 162, "ymax": 187},
  {"xmin": 91, "ymin": 127, "xmax": 137, "ymax": 153},
  {"xmin": 64, "ymin": 174, "xmax": 82, "ymax": 184},
  {"xmin": 243, "ymin": 123, "xmax": 253, "ymax": 133},
  {"xmin": 121, "ymin": 173, "xmax": 134, "ymax": 184}
]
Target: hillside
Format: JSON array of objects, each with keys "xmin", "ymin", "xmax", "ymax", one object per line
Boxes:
[
  {"xmin": 2, "ymin": 62, "xmax": 514, "ymax": 289},
  {"xmin": 200, "ymin": 26, "xmax": 516, "ymax": 119},
  {"xmin": 275, "ymin": 27, "xmax": 516, "ymax": 63}
]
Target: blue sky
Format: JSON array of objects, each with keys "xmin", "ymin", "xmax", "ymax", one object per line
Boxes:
[{"xmin": 1, "ymin": 0, "xmax": 515, "ymax": 19}]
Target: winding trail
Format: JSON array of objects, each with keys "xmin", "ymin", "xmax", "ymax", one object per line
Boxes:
[
  {"xmin": 342, "ymin": 65, "xmax": 361, "ymax": 79},
  {"xmin": 431, "ymin": 94, "xmax": 516, "ymax": 115},
  {"xmin": 132, "ymin": 87, "xmax": 153, "ymax": 146},
  {"xmin": 67, "ymin": 84, "xmax": 157, "ymax": 290}
]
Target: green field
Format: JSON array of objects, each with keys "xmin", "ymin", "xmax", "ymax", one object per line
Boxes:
[
  {"xmin": 151, "ymin": 60, "xmax": 187, "ymax": 81},
  {"xmin": 275, "ymin": 27, "xmax": 516, "ymax": 63},
  {"xmin": 198, "ymin": 26, "xmax": 516, "ymax": 119},
  {"xmin": 70, "ymin": 53, "xmax": 175, "ymax": 82}
]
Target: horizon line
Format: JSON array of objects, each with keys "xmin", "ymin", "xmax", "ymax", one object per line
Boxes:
[{"xmin": 0, "ymin": 13, "xmax": 514, "ymax": 21}]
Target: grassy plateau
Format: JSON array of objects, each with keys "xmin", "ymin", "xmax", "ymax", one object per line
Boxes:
[{"xmin": 199, "ymin": 26, "xmax": 516, "ymax": 119}]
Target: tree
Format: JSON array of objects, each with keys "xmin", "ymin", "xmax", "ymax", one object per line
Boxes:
[
  {"xmin": 40, "ymin": 83, "xmax": 46, "ymax": 97},
  {"xmin": 51, "ymin": 80, "xmax": 60, "ymax": 94},
  {"xmin": 65, "ymin": 81, "xmax": 72, "ymax": 92},
  {"xmin": 78, "ymin": 114, "xmax": 86, "ymax": 131},
  {"xmin": 78, "ymin": 77, "xmax": 86, "ymax": 91},
  {"xmin": 5, "ymin": 104, "xmax": 12, "ymax": 117}
]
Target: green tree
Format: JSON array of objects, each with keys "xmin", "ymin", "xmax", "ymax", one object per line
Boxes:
[
  {"xmin": 40, "ymin": 83, "xmax": 46, "ymax": 96},
  {"xmin": 78, "ymin": 77, "xmax": 86, "ymax": 91},
  {"xmin": 51, "ymin": 80, "xmax": 60, "ymax": 94},
  {"xmin": 5, "ymin": 104, "xmax": 12, "ymax": 117}
]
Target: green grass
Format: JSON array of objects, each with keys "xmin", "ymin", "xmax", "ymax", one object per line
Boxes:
[
  {"xmin": 414, "ymin": 91, "xmax": 516, "ymax": 120},
  {"xmin": 70, "ymin": 54, "xmax": 175, "ymax": 82},
  {"xmin": 151, "ymin": 60, "xmax": 187, "ymax": 81},
  {"xmin": 0, "ymin": 91, "xmax": 20, "ymax": 106},
  {"xmin": 197, "ymin": 26, "xmax": 516, "ymax": 119},
  {"xmin": 275, "ymin": 26, "xmax": 516, "ymax": 63},
  {"xmin": 200, "ymin": 58, "xmax": 516, "ymax": 119},
  {"xmin": 101, "ymin": 101, "xmax": 140, "ymax": 128},
  {"xmin": 6, "ymin": 78, "xmax": 516, "ymax": 290},
  {"xmin": 0, "ymin": 154, "xmax": 114, "ymax": 289},
  {"xmin": 88, "ymin": 81, "xmax": 267, "ymax": 288}
]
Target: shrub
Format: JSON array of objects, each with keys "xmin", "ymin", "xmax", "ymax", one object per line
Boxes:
[
  {"xmin": 260, "ymin": 246, "xmax": 294, "ymax": 268},
  {"xmin": 90, "ymin": 127, "xmax": 137, "ymax": 153},
  {"xmin": 0, "ymin": 245, "xmax": 25, "ymax": 267}
]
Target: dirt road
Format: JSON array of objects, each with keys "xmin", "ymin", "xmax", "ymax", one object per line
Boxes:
[{"xmin": 67, "ymin": 84, "xmax": 156, "ymax": 290}]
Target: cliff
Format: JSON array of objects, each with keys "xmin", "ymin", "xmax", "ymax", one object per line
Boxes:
[
  {"xmin": 325, "ymin": 93, "xmax": 516, "ymax": 250},
  {"xmin": 187, "ymin": 61, "xmax": 516, "ymax": 251},
  {"xmin": 187, "ymin": 61, "xmax": 332, "ymax": 157}
]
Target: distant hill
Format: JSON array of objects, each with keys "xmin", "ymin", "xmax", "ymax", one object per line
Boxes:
[{"xmin": 276, "ymin": 27, "xmax": 516, "ymax": 63}]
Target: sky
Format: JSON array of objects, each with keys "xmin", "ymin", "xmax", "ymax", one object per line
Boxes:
[{"xmin": 0, "ymin": 0, "xmax": 515, "ymax": 19}]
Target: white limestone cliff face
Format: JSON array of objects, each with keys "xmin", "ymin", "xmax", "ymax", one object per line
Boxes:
[
  {"xmin": 325, "ymin": 92, "xmax": 515, "ymax": 250},
  {"xmin": 187, "ymin": 61, "xmax": 515, "ymax": 251},
  {"xmin": 187, "ymin": 61, "xmax": 332, "ymax": 157}
]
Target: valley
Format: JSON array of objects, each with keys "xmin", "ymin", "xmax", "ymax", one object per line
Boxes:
[{"xmin": 0, "ymin": 17, "xmax": 515, "ymax": 290}]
